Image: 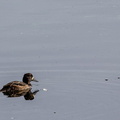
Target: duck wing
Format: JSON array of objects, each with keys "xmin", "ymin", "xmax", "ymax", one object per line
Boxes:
[{"xmin": 0, "ymin": 81, "xmax": 27, "ymax": 92}]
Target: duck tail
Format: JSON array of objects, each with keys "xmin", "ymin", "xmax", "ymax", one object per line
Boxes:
[
  {"xmin": 0, "ymin": 89, "xmax": 3, "ymax": 92},
  {"xmin": 0, "ymin": 88, "xmax": 6, "ymax": 92}
]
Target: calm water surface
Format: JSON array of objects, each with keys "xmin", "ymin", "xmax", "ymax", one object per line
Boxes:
[{"xmin": 0, "ymin": 0, "xmax": 120, "ymax": 120}]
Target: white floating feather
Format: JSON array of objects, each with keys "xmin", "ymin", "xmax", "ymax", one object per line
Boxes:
[{"xmin": 42, "ymin": 88, "xmax": 48, "ymax": 91}]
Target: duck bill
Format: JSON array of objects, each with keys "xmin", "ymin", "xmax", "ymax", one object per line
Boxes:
[
  {"xmin": 31, "ymin": 77, "xmax": 38, "ymax": 82},
  {"xmin": 32, "ymin": 79, "xmax": 38, "ymax": 82}
]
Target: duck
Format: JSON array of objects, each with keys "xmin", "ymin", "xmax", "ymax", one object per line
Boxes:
[{"xmin": 0, "ymin": 73, "xmax": 38, "ymax": 92}]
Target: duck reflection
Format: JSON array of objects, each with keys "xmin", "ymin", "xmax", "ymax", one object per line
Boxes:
[{"xmin": 1, "ymin": 89, "xmax": 39, "ymax": 100}]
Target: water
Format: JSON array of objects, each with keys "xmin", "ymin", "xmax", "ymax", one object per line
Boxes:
[{"xmin": 0, "ymin": 0, "xmax": 120, "ymax": 120}]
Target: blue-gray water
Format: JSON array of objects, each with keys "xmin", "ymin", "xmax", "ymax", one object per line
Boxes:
[{"xmin": 0, "ymin": 0, "xmax": 120, "ymax": 120}]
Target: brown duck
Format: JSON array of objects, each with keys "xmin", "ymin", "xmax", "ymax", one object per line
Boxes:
[{"xmin": 0, "ymin": 73, "xmax": 38, "ymax": 92}]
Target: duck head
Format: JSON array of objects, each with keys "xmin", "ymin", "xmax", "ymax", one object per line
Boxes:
[{"xmin": 23, "ymin": 73, "xmax": 38, "ymax": 85}]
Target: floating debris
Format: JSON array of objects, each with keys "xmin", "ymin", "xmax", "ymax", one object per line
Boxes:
[
  {"xmin": 105, "ymin": 79, "xmax": 108, "ymax": 81},
  {"xmin": 118, "ymin": 77, "xmax": 120, "ymax": 79},
  {"xmin": 42, "ymin": 88, "xmax": 48, "ymax": 91},
  {"xmin": 11, "ymin": 117, "xmax": 14, "ymax": 120}
]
